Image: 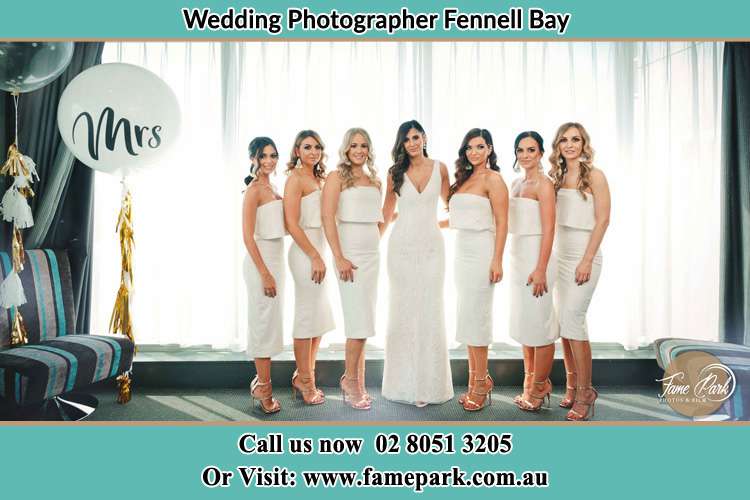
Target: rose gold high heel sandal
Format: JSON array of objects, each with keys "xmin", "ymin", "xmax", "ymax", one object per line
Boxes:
[
  {"xmin": 559, "ymin": 372, "xmax": 576, "ymax": 409},
  {"xmin": 340, "ymin": 375, "xmax": 371, "ymax": 410},
  {"xmin": 458, "ymin": 370, "xmax": 475, "ymax": 405},
  {"xmin": 291, "ymin": 371, "xmax": 325, "ymax": 405},
  {"xmin": 463, "ymin": 374, "xmax": 493, "ymax": 412},
  {"xmin": 517, "ymin": 379, "xmax": 552, "ymax": 412},
  {"xmin": 513, "ymin": 371, "xmax": 534, "ymax": 406},
  {"xmin": 250, "ymin": 375, "xmax": 281, "ymax": 414},
  {"xmin": 311, "ymin": 369, "xmax": 325, "ymax": 399},
  {"xmin": 566, "ymin": 386, "xmax": 598, "ymax": 421}
]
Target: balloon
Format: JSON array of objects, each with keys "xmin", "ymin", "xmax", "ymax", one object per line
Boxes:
[
  {"xmin": 0, "ymin": 42, "xmax": 74, "ymax": 93},
  {"xmin": 57, "ymin": 63, "xmax": 181, "ymax": 177}
]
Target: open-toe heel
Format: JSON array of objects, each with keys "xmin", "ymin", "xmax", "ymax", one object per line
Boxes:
[
  {"xmin": 566, "ymin": 386, "xmax": 598, "ymax": 421},
  {"xmin": 463, "ymin": 374, "xmax": 493, "ymax": 412},
  {"xmin": 340, "ymin": 375, "xmax": 371, "ymax": 411},
  {"xmin": 517, "ymin": 379, "xmax": 552, "ymax": 413},
  {"xmin": 250, "ymin": 375, "xmax": 281, "ymax": 414},
  {"xmin": 291, "ymin": 371, "xmax": 325, "ymax": 406}
]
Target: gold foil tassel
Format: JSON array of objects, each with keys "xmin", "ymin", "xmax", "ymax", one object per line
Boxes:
[
  {"xmin": 116, "ymin": 372, "xmax": 132, "ymax": 404},
  {"xmin": 0, "ymin": 144, "xmax": 30, "ymax": 178},
  {"xmin": 10, "ymin": 308, "xmax": 28, "ymax": 345},
  {"xmin": 109, "ymin": 188, "xmax": 135, "ymax": 344},
  {"xmin": 12, "ymin": 227, "xmax": 24, "ymax": 271},
  {"xmin": 109, "ymin": 282, "xmax": 132, "ymax": 343}
]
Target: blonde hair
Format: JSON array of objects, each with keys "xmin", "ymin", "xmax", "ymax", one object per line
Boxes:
[
  {"xmin": 337, "ymin": 128, "xmax": 381, "ymax": 190},
  {"xmin": 548, "ymin": 122, "xmax": 595, "ymax": 199},
  {"xmin": 286, "ymin": 130, "xmax": 327, "ymax": 179}
]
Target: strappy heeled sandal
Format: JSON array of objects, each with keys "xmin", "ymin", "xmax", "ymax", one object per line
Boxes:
[
  {"xmin": 340, "ymin": 375, "xmax": 371, "ymax": 410},
  {"xmin": 559, "ymin": 371, "xmax": 577, "ymax": 409},
  {"xmin": 566, "ymin": 386, "xmax": 598, "ymax": 421},
  {"xmin": 517, "ymin": 379, "xmax": 552, "ymax": 412},
  {"xmin": 291, "ymin": 371, "xmax": 325, "ymax": 405},
  {"xmin": 513, "ymin": 371, "xmax": 534, "ymax": 406},
  {"xmin": 463, "ymin": 374, "xmax": 494, "ymax": 412},
  {"xmin": 250, "ymin": 375, "xmax": 281, "ymax": 414},
  {"xmin": 458, "ymin": 370, "xmax": 475, "ymax": 405}
]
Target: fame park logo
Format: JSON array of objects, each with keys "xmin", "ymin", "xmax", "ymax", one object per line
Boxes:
[{"xmin": 657, "ymin": 351, "xmax": 736, "ymax": 417}]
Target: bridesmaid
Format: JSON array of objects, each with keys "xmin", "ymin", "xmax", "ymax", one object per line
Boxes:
[
  {"xmin": 507, "ymin": 131, "xmax": 558, "ymax": 412},
  {"xmin": 548, "ymin": 122, "xmax": 611, "ymax": 421},
  {"xmin": 284, "ymin": 130, "xmax": 335, "ymax": 405},
  {"xmin": 448, "ymin": 128, "xmax": 508, "ymax": 412},
  {"xmin": 322, "ymin": 128, "xmax": 383, "ymax": 411},
  {"xmin": 242, "ymin": 136, "xmax": 284, "ymax": 414}
]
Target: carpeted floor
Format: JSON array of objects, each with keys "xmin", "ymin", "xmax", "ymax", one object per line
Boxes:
[{"xmin": 88, "ymin": 385, "xmax": 686, "ymax": 422}]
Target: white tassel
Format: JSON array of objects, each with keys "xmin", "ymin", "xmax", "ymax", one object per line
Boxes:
[
  {"xmin": 0, "ymin": 188, "xmax": 34, "ymax": 228},
  {"xmin": 20, "ymin": 155, "xmax": 39, "ymax": 182},
  {"xmin": 0, "ymin": 271, "xmax": 27, "ymax": 309}
]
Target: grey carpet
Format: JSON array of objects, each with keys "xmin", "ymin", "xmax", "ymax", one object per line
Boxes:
[{"xmin": 88, "ymin": 385, "xmax": 686, "ymax": 422}]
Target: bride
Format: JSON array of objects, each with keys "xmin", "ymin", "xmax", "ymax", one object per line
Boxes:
[{"xmin": 381, "ymin": 119, "xmax": 454, "ymax": 406}]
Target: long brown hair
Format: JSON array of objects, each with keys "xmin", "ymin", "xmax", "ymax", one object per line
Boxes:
[
  {"xmin": 448, "ymin": 128, "xmax": 499, "ymax": 204},
  {"xmin": 548, "ymin": 122, "xmax": 595, "ymax": 199},
  {"xmin": 388, "ymin": 120, "xmax": 427, "ymax": 196},
  {"xmin": 286, "ymin": 130, "xmax": 327, "ymax": 179}
]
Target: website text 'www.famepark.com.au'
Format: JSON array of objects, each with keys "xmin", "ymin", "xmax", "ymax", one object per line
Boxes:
[{"xmin": 202, "ymin": 465, "xmax": 549, "ymax": 493}]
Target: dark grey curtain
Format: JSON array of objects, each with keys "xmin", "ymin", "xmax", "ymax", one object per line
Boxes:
[
  {"xmin": 0, "ymin": 42, "xmax": 103, "ymax": 333},
  {"xmin": 720, "ymin": 42, "xmax": 750, "ymax": 345}
]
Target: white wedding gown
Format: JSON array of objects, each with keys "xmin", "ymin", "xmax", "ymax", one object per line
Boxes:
[{"xmin": 382, "ymin": 160, "xmax": 454, "ymax": 405}]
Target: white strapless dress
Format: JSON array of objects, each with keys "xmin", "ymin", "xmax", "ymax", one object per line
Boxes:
[
  {"xmin": 554, "ymin": 189, "xmax": 602, "ymax": 341},
  {"xmin": 508, "ymin": 197, "xmax": 558, "ymax": 346},
  {"xmin": 288, "ymin": 190, "xmax": 335, "ymax": 339},
  {"xmin": 449, "ymin": 193, "xmax": 496, "ymax": 347},
  {"xmin": 335, "ymin": 186, "xmax": 383, "ymax": 339},
  {"xmin": 243, "ymin": 200, "xmax": 285, "ymax": 358},
  {"xmin": 382, "ymin": 161, "xmax": 454, "ymax": 405}
]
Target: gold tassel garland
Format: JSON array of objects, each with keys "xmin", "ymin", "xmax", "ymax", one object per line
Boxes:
[
  {"xmin": 116, "ymin": 372, "xmax": 132, "ymax": 404},
  {"xmin": 10, "ymin": 308, "xmax": 28, "ymax": 346},
  {"xmin": 109, "ymin": 188, "xmax": 135, "ymax": 345}
]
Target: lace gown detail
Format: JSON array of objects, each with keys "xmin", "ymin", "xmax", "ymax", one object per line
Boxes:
[{"xmin": 382, "ymin": 161, "xmax": 454, "ymax": 405}]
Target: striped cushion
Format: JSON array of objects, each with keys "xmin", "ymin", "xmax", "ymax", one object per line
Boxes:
[
  {"xmin": 0, "ymin": 250, "xmax": 77, "ymax": 347},
  {"xmin": 654, "ymin": 338, "xmax": 750, "ymax": 420},
  {"xmin": 0, "ymin": 334, "xmax": 134, "ymax": 405}
]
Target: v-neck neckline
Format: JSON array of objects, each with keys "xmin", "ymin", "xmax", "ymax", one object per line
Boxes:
[{"xmin": 405, "ymin": 161, "xmax": 435, "ymax": 195}]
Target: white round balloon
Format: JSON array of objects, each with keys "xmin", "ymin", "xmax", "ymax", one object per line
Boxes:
[{"xmin": 57, "ymin": 63, "xmax": 180, "ymax": 177}]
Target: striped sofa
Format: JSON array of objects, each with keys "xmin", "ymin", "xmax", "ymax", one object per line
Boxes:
[
  {"xmin": 0, "ymin": 249, "xmax": 134, "ymax": 412},
  {"xmin": 655, "ymin": 338, "xmax": 750, "ymax": 421}
]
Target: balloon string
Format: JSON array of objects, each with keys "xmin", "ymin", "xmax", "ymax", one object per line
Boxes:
[{"xmin": 12, "ymin": 93, "xmax": 19, "ymax": 147}]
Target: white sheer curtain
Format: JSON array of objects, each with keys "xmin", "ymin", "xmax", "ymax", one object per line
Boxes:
[{"xmin": 93, "ymin": 41, "xmax": 722, "ymax": 351}]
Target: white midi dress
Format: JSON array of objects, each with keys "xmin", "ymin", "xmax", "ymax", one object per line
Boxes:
[
  {"xmin": 508, "ymin": 197, "xmax": 558, "ymax": 346},
  {"xmin": 449, "ymin": 193, "xmax": 496, "ymax": 347},
  {"xmin": 554, "ymin": 189, "xmax": 602, "ymax": 341},
  {"xmin": 335, "ymin": 186, "xmax": 383, "ymax": 339},
  {"xmin": 243, "ymin": 200, "xmax": 285, "ymax": 358},
  {"xmin": 382, "ymin": 161, "xmax": 454, "ymax": 405},
  {"xmin": 288, "ymin": 190, "xmax": 335, "ymax": 339}
]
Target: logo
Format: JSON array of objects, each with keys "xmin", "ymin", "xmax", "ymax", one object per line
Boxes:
[{"xmin": 657, "ymin": 351, "xmax": 736, "ymax": 417}]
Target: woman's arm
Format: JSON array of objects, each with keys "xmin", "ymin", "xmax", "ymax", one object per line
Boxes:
[
  {"xmin": 321, "ymin": 172, "xmax": 356, "ymax": 282},
  {"xmin": 488, "ymin": 173, "xmax": 509, "ymax": 283},
  {"xmin": 528, "ymin": 178, "xmax": 556, "ymax": 297},
  {"xmin": 380, "ymin": 174, "xmax": 397, "ymax": 236},
  {"xmin": 576, "ymin": 168, "xmax": 611, "ymax": 285},
  {"xmin": 242, "ymin": 186, "xmax": 277, "ymax": 297},
  {"xmin": 283, "ymin": 174, "xmax": 327, "ymax": 284}
]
